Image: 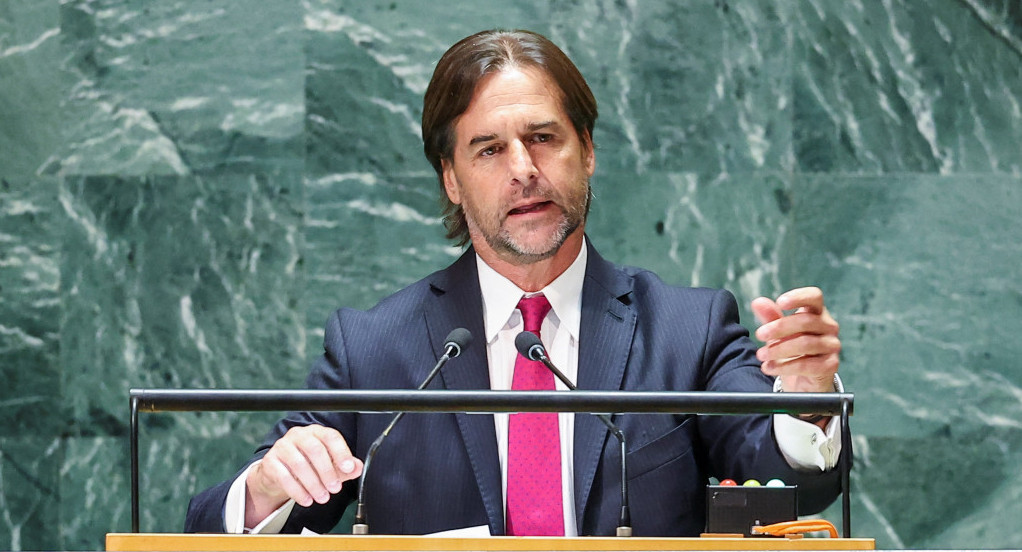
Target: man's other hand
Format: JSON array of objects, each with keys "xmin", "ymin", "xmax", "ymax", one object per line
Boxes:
[
  {"xmin": 245, "ymin": 424, "xmax": 363, "ymax": 527},
  {"xmin": 751, "ymin": 286, "xmax": 841, "ymax": 393}
]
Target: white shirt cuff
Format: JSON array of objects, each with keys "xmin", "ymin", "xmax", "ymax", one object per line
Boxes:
[
  {"xmin": 224, "ymin": 460, "xmax": 296, "ymax": 534},
  {"xmin": 771, "ymin": 375, "xmax": 844, "ymax": 471}
]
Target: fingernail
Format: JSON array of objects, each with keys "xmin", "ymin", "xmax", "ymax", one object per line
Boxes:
[{"xmin": 340, "ymin": 459, "xmax": 355, "ymax": 473}]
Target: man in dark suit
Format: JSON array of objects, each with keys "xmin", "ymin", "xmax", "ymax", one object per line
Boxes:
[{"xmin": 186, "ymin": 29, "xmax": 843, "ymax": 536}]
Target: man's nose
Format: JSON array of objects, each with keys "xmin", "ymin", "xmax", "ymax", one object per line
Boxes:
[{"xmin": 507, "ymin": 140, "xmax": 537, "ymax": 184}]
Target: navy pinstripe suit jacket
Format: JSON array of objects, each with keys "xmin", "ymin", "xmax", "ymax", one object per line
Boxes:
[{"xmin": 185, "ymin": 239, "xmax": 840, "ymax": 536}]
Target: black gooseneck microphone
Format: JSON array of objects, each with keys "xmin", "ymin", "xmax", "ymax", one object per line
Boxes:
[
  {"xmin": 351, "ymin": 327, "xmax": 472, "ymax": 535},
  {"xmin": 514, "ymin": 331, "xmax": 632, "ymax": 537}
]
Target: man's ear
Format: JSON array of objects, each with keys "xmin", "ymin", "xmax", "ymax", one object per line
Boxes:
[
  {"xmin": 582, "ymin": 131, "xmax": 596, "ymax": 177},
  {"xmin": 441, "ymin": 159, "xmax": 462, "ymax": 205}
]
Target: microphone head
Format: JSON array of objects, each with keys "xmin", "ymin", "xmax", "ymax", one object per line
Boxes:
[
  {"xmin": 514, "ymin": 331, "xmax": 545, "ymax": 361},
  {"xmin": 443, "ymin": 327, "xmax": 472, "ymax": 358}
]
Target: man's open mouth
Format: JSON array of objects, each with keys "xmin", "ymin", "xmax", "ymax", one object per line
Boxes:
[{"xmin": 508, "ymin": 201, "xmax": 552, "ymax": 216}]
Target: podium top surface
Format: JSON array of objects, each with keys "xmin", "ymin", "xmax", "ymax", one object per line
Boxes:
[{"xmin": 107, "ymin": 533, "xmax": 876, "ymax": 551}]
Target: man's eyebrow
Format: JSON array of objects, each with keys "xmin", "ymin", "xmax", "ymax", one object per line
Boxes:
[
  {"xmin": 465, "ymin": 121, "xmax": 563, "ymax": 147},
  {"xmin": 468, "ymin": 134, "xmax": 498, "ymax": 147},
  {"xmin": 527, "ymin": 120, "xmax": 558, "ymax": 132}
]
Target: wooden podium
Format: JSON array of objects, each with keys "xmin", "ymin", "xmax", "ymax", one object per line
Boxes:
[{"xmin": 107, "ymin": 533, "xmax": 875, "ymax": 551}]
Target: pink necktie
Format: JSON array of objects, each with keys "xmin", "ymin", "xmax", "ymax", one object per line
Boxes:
[{"xmin": 506, "ymin": 294, "xmax": 564, "ymax": 536}]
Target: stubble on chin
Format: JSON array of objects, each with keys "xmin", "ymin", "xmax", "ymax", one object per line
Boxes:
[
  {"xmin": 486, "ymin": 188, "xmax": 588, "ymax": 264},
  {"xmin": 491, "ymin": 213, "xmax": 578, "ymax": 262}
]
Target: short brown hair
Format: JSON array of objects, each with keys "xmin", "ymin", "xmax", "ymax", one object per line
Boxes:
[{"xmin": 422, "ymin": 29, "xmax": 598, "ymax": 246}]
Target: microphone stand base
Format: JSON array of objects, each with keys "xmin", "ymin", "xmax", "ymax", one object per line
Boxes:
[
  {"xmin": 616, "ymin": 526, "xmax": 633, "ymax": 537},
  {"xmin": 352, "ymin": 523, "xmax": 369, "ymax": 535}
]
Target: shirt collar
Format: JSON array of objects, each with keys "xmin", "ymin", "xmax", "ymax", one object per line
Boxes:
[{"xmin": 476, "ymin": 238, "xmax": 588, "ymax": 344}]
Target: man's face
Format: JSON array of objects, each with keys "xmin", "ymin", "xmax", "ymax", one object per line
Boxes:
[{"xmin": 441, "ymin": 67, "xmax": 595, "ymax": 265}]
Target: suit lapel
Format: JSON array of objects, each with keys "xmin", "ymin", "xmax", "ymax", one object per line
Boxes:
[
  {"xmin": 427, "ymin": 249, "xmax": 505, "ymax": 535},
  {"xmin": 572, "ymin": 241, "xmax": 636, "ymax": 533}
]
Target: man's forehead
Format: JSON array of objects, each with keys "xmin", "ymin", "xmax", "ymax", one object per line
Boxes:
[
  {"xmin": 454, "ymin": 67, "xmax": 568, "ymax": 137},
  {"xmin": 470, "ymin": 66, "xmax": 563, "ymax": 103}
]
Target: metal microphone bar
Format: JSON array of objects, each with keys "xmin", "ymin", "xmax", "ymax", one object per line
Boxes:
[
  {"xmin": 130, "ymin": 388, "xmax": 853, "ymax": 416},
  {"xmin": 129, "ymin": 388, "xmax": 854, "ymax": 535}
]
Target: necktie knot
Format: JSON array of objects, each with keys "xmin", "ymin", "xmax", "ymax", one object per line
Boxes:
[{"xmin": 517, "ymin": 295, "xmax": 551, "ymax": 335}]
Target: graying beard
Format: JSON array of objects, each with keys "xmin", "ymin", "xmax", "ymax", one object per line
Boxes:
[
  {"xmin": 491, "ymin": 187, "xmax": 589, "ymax": 263},
  {"xmin": 493, "ymin": 217, "xmax": 577, "ymax": 262}
]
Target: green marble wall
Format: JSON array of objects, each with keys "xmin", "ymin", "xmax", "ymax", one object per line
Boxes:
[{"xmin": 2, "ymin": 0, "xmax": 1020, "ymax": 549}]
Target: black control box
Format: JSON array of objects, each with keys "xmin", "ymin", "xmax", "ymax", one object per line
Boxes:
[{"xmin": 705, "ymin": 484, "xmax": 797, "ymax": 536}]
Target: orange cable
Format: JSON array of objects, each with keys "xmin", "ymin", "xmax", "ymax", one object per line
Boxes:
[{"xmin": 751, "ymin": 519, "xmax": 839, "ymax": 538}]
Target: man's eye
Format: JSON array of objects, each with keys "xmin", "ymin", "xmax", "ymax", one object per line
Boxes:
[
  {"xmin": 532, "ymin": 134, "xmax": 552, "ymax": 143},
  {"xmin": 480, "ymin": 145, "xmax": 500, "ymax": 157}
]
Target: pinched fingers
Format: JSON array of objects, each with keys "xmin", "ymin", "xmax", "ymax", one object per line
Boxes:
[
  {"xmin": 755, "ymin": 307, "xmax": 839, "ymax": 344},
  {"xmin": 756, "ymin": 312, "xmax": 840, "ymax": 383},
  {"xmin": 759, "ymin": 345, "xmax": 840, "ymax": 377},
  {"xmin": 753, "ymin": 287, "xmax": 841, "ymax": 393},
  {"xmin": 756, "ymin": 332, "xmax": 841, "ymax": 365}
]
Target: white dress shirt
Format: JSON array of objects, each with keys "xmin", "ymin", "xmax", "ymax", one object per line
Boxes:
[
  {"xmin": 225, "ymin": 239, "xmax": 841, "ymax": 534},
  {"xmin": 477, "ymin": 238, "xmax": 588, "ymax": 536}
]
